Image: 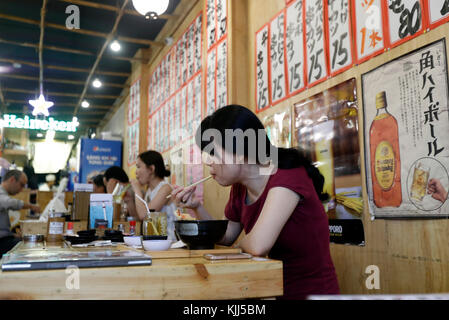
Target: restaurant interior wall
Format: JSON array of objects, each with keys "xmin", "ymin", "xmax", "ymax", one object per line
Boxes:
[{"xmin": 120, "ymin": 0, "xmax": 449, "ymax": 294}]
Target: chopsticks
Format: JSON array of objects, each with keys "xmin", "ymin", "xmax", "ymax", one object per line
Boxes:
[{"xmin": 166, "ymin": 175, "xmax": 212, "ymax": 199}]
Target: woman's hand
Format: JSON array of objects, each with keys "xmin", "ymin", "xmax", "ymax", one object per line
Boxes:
[
  {"xmin": 130, "ymin": 179, "xmax": 143, "ymax": 195},
  {"xmin": 171, "ymin": 185, "xmax": 200, "ymax": 209}
]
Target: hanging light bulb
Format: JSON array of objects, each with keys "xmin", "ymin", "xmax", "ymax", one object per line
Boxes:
[
  {"xmin": 92, "ymin": 79, "xmax": 102, "ymax": 88},
  {"xmin": 110, "ymin": 40, "xmax": 121, "ymax": 52},
  {"xmin": 132, "ymin": 0, "xmax": 170, "ymax": 20},
  {"xmin": 81, "ymin": 100, "xmax": 90, "ymax": 108}
]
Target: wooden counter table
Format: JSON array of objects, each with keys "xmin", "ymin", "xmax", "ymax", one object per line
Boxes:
[{"xmin": 0, "ymin": 245, "xmax": 283, "ymax": 300}]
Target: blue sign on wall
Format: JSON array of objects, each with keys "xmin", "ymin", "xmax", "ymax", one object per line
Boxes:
[{"xmin": 79, "ymin": 138, "xmax": 122, "ymax": 183}]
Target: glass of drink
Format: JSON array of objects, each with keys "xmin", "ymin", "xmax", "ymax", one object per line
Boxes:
[
  {"xmin": 142, "ymin": 212, "xmax": 167, "ymax": 236},
  {"xmin": 410, "ymin": 162, "xmax": 430, "ymax": 202}
]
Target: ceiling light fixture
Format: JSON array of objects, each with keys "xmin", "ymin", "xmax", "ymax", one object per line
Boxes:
[
  {"xmin": 68, "ymin": 134, "xmax": 75, "ymax": 140},
  {"xmin": 37, "ymin": 133, "xmax": 43, "ymax": 138},
  {"xmin": 132, "ymin": 0, "xmax": 169, "ymax": 20},
  {"xmin": 110, "ymin": 40, "xmax": 121, "ymax": 52},
  {"xmin": 29, "ymin": 94, "xmax": 54, "ymax": 117},
  {"xmin": 81, "ymin": 100, "xmax": 90, "ymax": 108},
  {"xmin": 92, "ymin": 79, "xmax": 102, "ymax": 88}
]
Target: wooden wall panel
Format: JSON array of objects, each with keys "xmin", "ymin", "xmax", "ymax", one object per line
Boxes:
[{"xmin": 122, "ymin": 0, "xmax": 449, "ymax": 294}]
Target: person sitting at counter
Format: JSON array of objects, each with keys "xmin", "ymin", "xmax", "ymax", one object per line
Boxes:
[
  {"xmin": 130, "ymin": 150, "xmax": 176, "ymax": 241},
  {"xmin": 92, "ymin": 174, "xmax": 106, "ymax": 193},
  {"xmin": 0, "ymin": 170, "xmax": 41, "ymax": 257},
  {"xmin": 103, "ymin": 166, "xmax": 138, "ymax": 219},
  {"xmin": 171, "ymin": 105, "xmax": 340, "ymax": 300}
]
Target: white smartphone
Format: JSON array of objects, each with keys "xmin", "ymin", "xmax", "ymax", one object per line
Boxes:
[{"xmin": 203, "ymin": 253, "xmax": 253, "ymax": 260}]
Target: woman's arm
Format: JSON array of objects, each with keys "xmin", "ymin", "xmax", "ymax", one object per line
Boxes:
[{"xmin": 236, "ymin": 187, "xmax": 300, "ymax": 256}]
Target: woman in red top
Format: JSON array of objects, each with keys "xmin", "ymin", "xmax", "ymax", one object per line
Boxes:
[{"xmin": 172, "ymin": 105, "xmax": 339, "ymax": 299}]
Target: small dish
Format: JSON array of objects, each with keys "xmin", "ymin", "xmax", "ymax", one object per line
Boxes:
[
  {"xmin": 123, "ymin": 236, "xmax": 142, "ymax": 247},
  {"xmin": 142, "ymin": 239, "xmax": 172, "ymax": 251}
]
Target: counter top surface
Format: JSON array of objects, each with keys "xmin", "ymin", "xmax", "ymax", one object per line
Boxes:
[{"xmin": 0, "ymin": 243, "xmax": 283, "ymax": 300}]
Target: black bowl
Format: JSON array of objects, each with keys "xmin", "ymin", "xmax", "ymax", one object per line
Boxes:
[
  {"xmin": 77, "ymin": 230, "xmax": 96, "ymax": 237},
  {"xmin": 174, "ymin": 220, "xmax": 228, "ymax": 250}
]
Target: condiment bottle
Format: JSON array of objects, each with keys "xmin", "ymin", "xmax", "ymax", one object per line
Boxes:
[
  {"xmin": 129, "ymin": 220, "xmax": 136, "ymax": 236},
  {"xmin": 47, "ymin": 211, "xmax": 65, "ymax": 244},
  {"xmin": 65, "ymin": 222, "xmax": 74, "ymax": 235}
]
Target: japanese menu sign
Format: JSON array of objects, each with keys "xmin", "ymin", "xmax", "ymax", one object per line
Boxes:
[
  {"xmin": 305, "ymin": 0, "xmax": 328, "ymax": 86},
  {"xmin": 256, "ymin": 24, "xmax": 270, "ymax": 111},
  {"xmin": 286, "ymin": 0, "xmax": 306, "ymax": 96},
  {"xmin": 385, "ymin": 0, "xmax": 425, "ymax": 48},
  {"xmin": 128, "ymin": 79, "xmax": 140, "ymax": 166},
  {"xmin": 206, "ymin": 0, "xmax": 228, "ymax": 50},
  {"xmin": 326, "ymin": 0, "xmax": 353, "ymax": 75},
  {"xmin": 426, "ymin": 0, "xmax": 449, "ymax": 29},
  {"xmin": 294, "ymin": 78, "xmax": 364, "ymax": 245},
  {"xmin": 353, "ymin": 0, "xmax": 386, "ymax": 64},
  {"xmin": 270, "ymin": 11, "xmax": 288, "ymax": 105},
  {"xmin": 362, "ymin": 39, "xmax": 449, "ymax": 218}
]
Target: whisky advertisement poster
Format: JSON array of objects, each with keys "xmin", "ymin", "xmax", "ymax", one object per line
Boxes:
[
  {"xmin": 294, "ymin": 78, "xmax": 365, "ymax": 245},
  {"xmin": 362, "ymin": 39, "xmax": 449, "ymax": 218}
]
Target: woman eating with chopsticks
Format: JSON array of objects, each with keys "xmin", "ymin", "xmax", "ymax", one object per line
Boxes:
[
  {"xmin": 171, "ymin": 105, "xmax": 339, "ymax": 300},
  {"xmin": 130, "ymin": 150, "xmax": 177, "ymax": 241}
]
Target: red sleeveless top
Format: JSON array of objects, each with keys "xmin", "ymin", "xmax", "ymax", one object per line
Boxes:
[{"xmin": 225, "ymin": 167, "xmax": 340, "ymax": 299}]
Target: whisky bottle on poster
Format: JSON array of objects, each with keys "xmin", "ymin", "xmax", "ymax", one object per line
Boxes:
[{"xmin": 369, "ymin": 91, "xmax": 402, "ymax": 207}]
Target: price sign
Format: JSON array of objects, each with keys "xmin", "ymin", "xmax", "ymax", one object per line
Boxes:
[
  {"xmin": 169, "ymin": 97, "xmax": 175, "ymax": 148},
  {"xmin": 206, "ymin": 48, "xmax": 217, "ymax": 116},
  {"xmin": 217, "ymin": 0, "xmax": 228, "ymax": 41},
  {"xmin": 326, "ymin": 0, "xmax": 354, "ymax": 76},
  {"xmin": 353, "ymin": 0, "xmax": 386, "ymax": 64},
  {"xmin": 206, "ymin": 0, "xmax": 217, "ymax": 50},
  {"xmin": 176, "ymin": 40, "xmax": 182, "ymax": 90},
  {"xmin": 187, "ymin": 23, "xmax": 195, "ymax": 79},
  {"xmin": 194, "ymin": 73, "xmax": 203, "ymax": 130},
  {"xmin": 270, "ymin": 11, "xmax": 288, "ymax": 104},
  {"xmin": 147, "ymin": 115, "xmax": 154, "ymax": 150},
  {"xmin": 385, "ymin": 0, "xmax": 425, "ymax": 48},
  {"xmin": 255, "ymin": 24, "xmax": 270, "ymax": 111},
  {"xmin": 181, "ymin": 86, "xmax": 187, "ymax": 140},
  {"xmin": 171, "ymin": 47, "xmax": 176, "ymax": 95},
  {"xmin": 286, "ymin": 0, "xmax": 306, "ymax": 95},
  {"xmin": 149, "ymin": 74, "xmax": 155, "ymax": 115},
  {"xmin": 216, "ymin": 39, "xmax": 228, "ymax": 109},
  {"xmin": 128, "ymin": 80, "xmax": 140, "ymax": 125},
  {"xmin": 426, "ymin": 0, "xmax": 449, "ymax": 28},
  {"xmin": 194, "ymin": 14, "xmax": 203, "ymax": 74},
  {"xmin": 305, "ymin": 0, "xmax": 328, "ymax": 86},
  {"xmin": 175, "ymin": 91, "xmax": 182, "ymax": 142},
  {"xmin": 181, "ymin": 32, "xmax": 188, "ymax": 85},
  {"xmin": 187, "ymin": 80, "xmax": 195, "ymax": 136}
]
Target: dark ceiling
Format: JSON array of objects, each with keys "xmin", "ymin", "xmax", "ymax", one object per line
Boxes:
[{"xmin": 0, "ymin": 0, "xmax": 180, "ymax": 141}]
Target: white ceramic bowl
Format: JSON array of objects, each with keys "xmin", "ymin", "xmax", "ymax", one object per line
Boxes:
[
  {"xmin": 123, "ymin": 236, "xmax": 142, "ymax": 247},
  {"xmin": 142, "ymin": 239, "xmax": 172, "ymax": 251}
]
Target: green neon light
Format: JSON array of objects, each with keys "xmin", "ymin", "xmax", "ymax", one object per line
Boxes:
[{"xmin": 0, "ymin": 114, "xmax": 79, "ymax": 132}]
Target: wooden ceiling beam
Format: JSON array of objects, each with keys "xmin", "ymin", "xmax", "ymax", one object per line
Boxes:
[
  {"xmin": 0, "ymin": 58, "xmax": 130, "ymax": 77},
  {"xmin": 74, "ymin": 0, "xmax": 131, "ymax": 116},
  {"xmin": 2, "ymin": 87, "xmax": 120, "ymax": 99},
  {"xmin": 5, "ymin": 99, "xmax": 113, "ymax": 110},
  {"xmin": 0, "ymin": 73, "xmax": 128, "ymax": 88},
  {"xmin": 0, "ymin": 37, "xmax": 145, "ymax": 63},
  {"xmin": 56, "ymin": 0, "xmax": 177, "ymax": 20},
  {"xmin": 0, "ymin": 13, "xmax": 164, "ymax": 47},
  {"xmin": 38, "ymin": 0, "xmax": 48, "ymax": 94}
]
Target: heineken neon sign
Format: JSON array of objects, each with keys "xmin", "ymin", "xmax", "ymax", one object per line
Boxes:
[{"xmin": 0, "ymin": 114, "xmax": 79, "ymax": 132}]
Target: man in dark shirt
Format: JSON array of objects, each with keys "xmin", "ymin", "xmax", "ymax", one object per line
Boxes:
[{"xmin": 0, "ymin": 170, "xmax": 41, "ymax": 257}]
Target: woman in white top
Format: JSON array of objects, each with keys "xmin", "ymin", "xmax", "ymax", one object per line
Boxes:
[{"xmin": 130, "ymin": 150, "xmax": 177, "ymax": 241}]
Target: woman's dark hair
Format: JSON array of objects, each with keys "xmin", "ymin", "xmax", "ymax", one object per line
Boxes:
[
  {"xmin": 138, "ymin": 150, "xmax": 170, "ymax": 179},
  {"xmin": 93, "ymin": 174, "xmax": 106, "ymax": 191},
  {"xmin": 103, "ymin": 166, "xmax": 129, "ymax": 183},
  {"xmin": 195, "ymin": 104, "xmax": 328, "ymax": 201}
]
